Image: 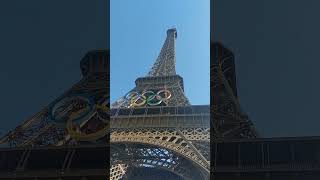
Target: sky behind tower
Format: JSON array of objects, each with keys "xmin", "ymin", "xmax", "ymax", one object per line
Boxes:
[{"xmin": 110, "ymin": 0, "xmax": 210, "ymax": 105}]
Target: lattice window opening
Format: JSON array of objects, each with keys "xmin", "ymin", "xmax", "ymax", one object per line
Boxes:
[
  {"xmin": 111, "ymin": 129, "xmax": 209, "ymax": 142},
  {"xmin": 137, "ymin": 155, "xmax": 175, "ymax": 165},
  {"xmin": 112, "ymin": 150, "xmax": 206, "ymax": 179},
  {"xmin": 112, "ymin": 145, "xmax": 208, "ymax": 170},
  {"xmin": 138, "ymin": 159, "xmax": 175, "ymax": 169},
  {"xmin": 110, "ymin": 163, "xmax": 128, "ymax": 180},
  {"xmin": 111, "ymin": 130, "xmax": 210, "ymax": 167}
]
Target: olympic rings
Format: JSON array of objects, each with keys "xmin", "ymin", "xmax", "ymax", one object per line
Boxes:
[
  {"xmin": 124, "ymin": 89, "xmax": 172, "ymax": 107},
  {"xmin": 49, "ymin": 95, "xmax": 95, "ymax": 125},
  {"xmin": 49, "ymin": 93, "xmax": 110, "ymax": 141}
]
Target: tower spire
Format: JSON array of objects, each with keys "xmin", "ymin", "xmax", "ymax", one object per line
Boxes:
[
  {"xmin": 148, "ymin": 28, "xmax": 177, "ymax": 76},
  {"xmin": 112, "ymin": 28, "xmax": 190, "ymax": 108}
]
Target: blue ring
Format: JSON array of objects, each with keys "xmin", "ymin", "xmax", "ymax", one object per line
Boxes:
[{"xmin": 48, "ymin": 94, "xmax": 95, "ymax": 125}]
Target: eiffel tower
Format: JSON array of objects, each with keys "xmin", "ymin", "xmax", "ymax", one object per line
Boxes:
[
  {"xmin": 110, "ymin": 28, "xmax": 210, "ymax": 180},
  {"xmin": 212, "ymin": 42, "xmax": 258, "ymax": 139}
]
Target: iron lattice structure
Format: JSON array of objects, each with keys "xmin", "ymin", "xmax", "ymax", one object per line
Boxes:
[
  {"xmin": 211, "ymin": 42, "xmax": 258, "ymax": 139},
  {"xmin": 111, "ymin": 28, "xmax": 210, "ymax": 180},
  {"xmin": 0, "ymin": 50, "xmax": 110, "ymax": 147}
]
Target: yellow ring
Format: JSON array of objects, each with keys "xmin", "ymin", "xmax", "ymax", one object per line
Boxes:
[{"xmin": 130, "ymin": 94, "xmax": 146, "ymax": 107}]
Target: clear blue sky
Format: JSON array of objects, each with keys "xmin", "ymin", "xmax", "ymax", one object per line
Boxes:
[{"xmin": 111, "ymin": 0, "xmax": 210, "ymax": 105}]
